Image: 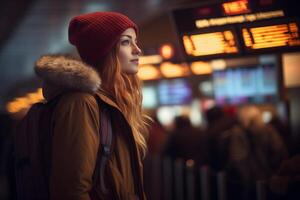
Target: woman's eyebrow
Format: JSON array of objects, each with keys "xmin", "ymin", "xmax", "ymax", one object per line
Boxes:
[{"xmin": 120, "ymin": 35, "xmax": 135, "ymax": 40}]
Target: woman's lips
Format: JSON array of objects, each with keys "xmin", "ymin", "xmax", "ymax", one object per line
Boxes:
[{"xmin": 130, "ymin": 59, "xmax": 139, "ymax": 65}]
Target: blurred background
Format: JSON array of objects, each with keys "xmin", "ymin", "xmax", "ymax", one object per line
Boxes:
[{"xmin": 1, "ymin": 0, "xmax": 300, "ymax": 199}]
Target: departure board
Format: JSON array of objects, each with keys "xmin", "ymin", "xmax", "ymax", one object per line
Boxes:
[
  {"xmin": 242, "ymin": 22, "xmax": 300, "ymax": 51},
  {"xmin": 182, "ymin": 30, "xmax": 239, "ymax": 57},
  {"xmin": 171, "ymin": 0, "xmax": 300, "ymax": 60}
]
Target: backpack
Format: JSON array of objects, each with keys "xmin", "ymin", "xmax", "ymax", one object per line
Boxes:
[{"xmin": 13, "ymin": 94, "xmax": 113, "ymax": 200}]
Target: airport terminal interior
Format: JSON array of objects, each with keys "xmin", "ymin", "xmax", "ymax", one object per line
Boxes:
[{"xmin": 0, "ymin": 0, "xmax": 300, "ymax": 199}]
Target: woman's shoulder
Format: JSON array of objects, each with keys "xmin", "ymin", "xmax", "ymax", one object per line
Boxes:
[
  {"xmin": 55, "ymin": 92, "xmax": 98, "ymax": 112},
  {"xmin": 61, "ymin": 91, "xmax": 95, "ymax": 100}
]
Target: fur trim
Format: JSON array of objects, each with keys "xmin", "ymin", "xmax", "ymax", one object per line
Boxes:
[{"xmin": 35, "ymin": 55, "xmax": 101, "ymax": 93}]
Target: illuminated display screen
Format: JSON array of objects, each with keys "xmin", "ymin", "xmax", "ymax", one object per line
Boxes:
[
  {"xmin": 222, "ymin": 0, "xmax": 250, "ymax": 15},
  {"xmin": 182, "ymin": 30, "xmax": 239, "ymax": 57},
  {"xmin": 242, "ymin": 22, "xmax": 300, "ymax": 50},
  {"xmin": 213, "ymin": 64, "xmax": 278, "ymax": 105},
  {"xmin": 142, "ymin": 86, "xmax": 158, "ymax": 109},
  {"xmin": 172, "ymin": 1, "xmax": 300, "ymax": 59},
  {"xmin": 158, "ymin": 79, "xmax": 193, "ymax": 105},
  {"xmin": 172, "ymin": 0, "xmax": 285, "ymax": 33}
]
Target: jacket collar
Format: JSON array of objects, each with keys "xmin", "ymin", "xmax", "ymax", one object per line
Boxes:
[
  {"xmin": 35, "ymin": 54, "xmax": 101, "ymax": 96},
  {"xmin": 95, "ymin": 90, "xmax": 123, "ymax": 113},
  {"xmin": 35, "ymin": 54, "xmax": 122, "ymax": 112}
]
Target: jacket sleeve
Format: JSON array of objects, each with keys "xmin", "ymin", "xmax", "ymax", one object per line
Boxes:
[{"xmin": 50, "ymin": 93, "xmax": 100, "ymax": 200}]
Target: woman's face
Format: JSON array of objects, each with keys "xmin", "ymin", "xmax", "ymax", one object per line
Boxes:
[{"xmin": 118, "ymin": 28, "xmax": 141, "ymax": 74}]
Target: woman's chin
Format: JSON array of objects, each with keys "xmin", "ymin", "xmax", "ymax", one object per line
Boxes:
[{"xmin": 122, "ymin": 67, "xmax": 139, "ymax": 75}]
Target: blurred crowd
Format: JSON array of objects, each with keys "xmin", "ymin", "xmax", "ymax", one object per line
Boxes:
[{"xmin": 146, "ymin": 105, "xmax": 300, "ymax": 199}]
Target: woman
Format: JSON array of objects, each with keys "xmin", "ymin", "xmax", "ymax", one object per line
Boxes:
[{"xmin": 35, "ymin": 12, "xmax": 149, "ymax": 200}]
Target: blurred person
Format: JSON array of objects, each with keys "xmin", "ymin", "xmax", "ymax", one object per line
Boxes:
[
  {"xmin": 268, "ymin": 115, "xmax": 292, "ymax": 154},
  {"xmin": 16, "ymin": 12, "xmax": 149, "ymax": 200},
  {"xmin": 163, "ymin": 116, "xmax": 208, "ymax": 165},
  {"xmin": 204, "ymin": 106, "xmax": 237, "ymax": 171},
  {"xmin": 269, "ymin": 154, "xmax": 300, "ymax": 199},
  {"xmin": 210, "ymin": 105, "xmax": 288, "ymax": 200},
  {"xmin": 147, "ymin": 116, "xmax": 167, "ymax": 155},
  {"xmin": 226, "ymin": 105, "xmax": 288, "ymax": 183}
]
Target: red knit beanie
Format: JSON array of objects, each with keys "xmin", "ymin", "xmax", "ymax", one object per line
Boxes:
[{"xmin": 68, "ymin": 12, "xmax": 138, "ymax": 66}]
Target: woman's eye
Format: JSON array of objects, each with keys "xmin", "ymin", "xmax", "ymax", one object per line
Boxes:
[{"xmin": 121, "ymin": 40, "xmax": 130, "ymax": 45}]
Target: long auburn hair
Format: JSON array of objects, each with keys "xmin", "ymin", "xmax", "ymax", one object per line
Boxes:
[{"xmin": 97, "ymin": 43, "xmax": 150, "ymax": 157}]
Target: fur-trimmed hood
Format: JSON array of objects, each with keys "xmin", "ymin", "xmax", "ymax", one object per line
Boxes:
[{"xmin": 35, "ymin": 55, "xmax": 101, "ymax": 100}]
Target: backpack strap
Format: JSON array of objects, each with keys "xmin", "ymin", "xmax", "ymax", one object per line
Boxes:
[{"xmin": 93, "ymin": 95, "xmax": 113, "ymax": 194}]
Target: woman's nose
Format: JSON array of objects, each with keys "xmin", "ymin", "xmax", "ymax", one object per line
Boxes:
[{"xmin": 132, "ymin": 43, "xmax": 142, "ymax": 55}]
